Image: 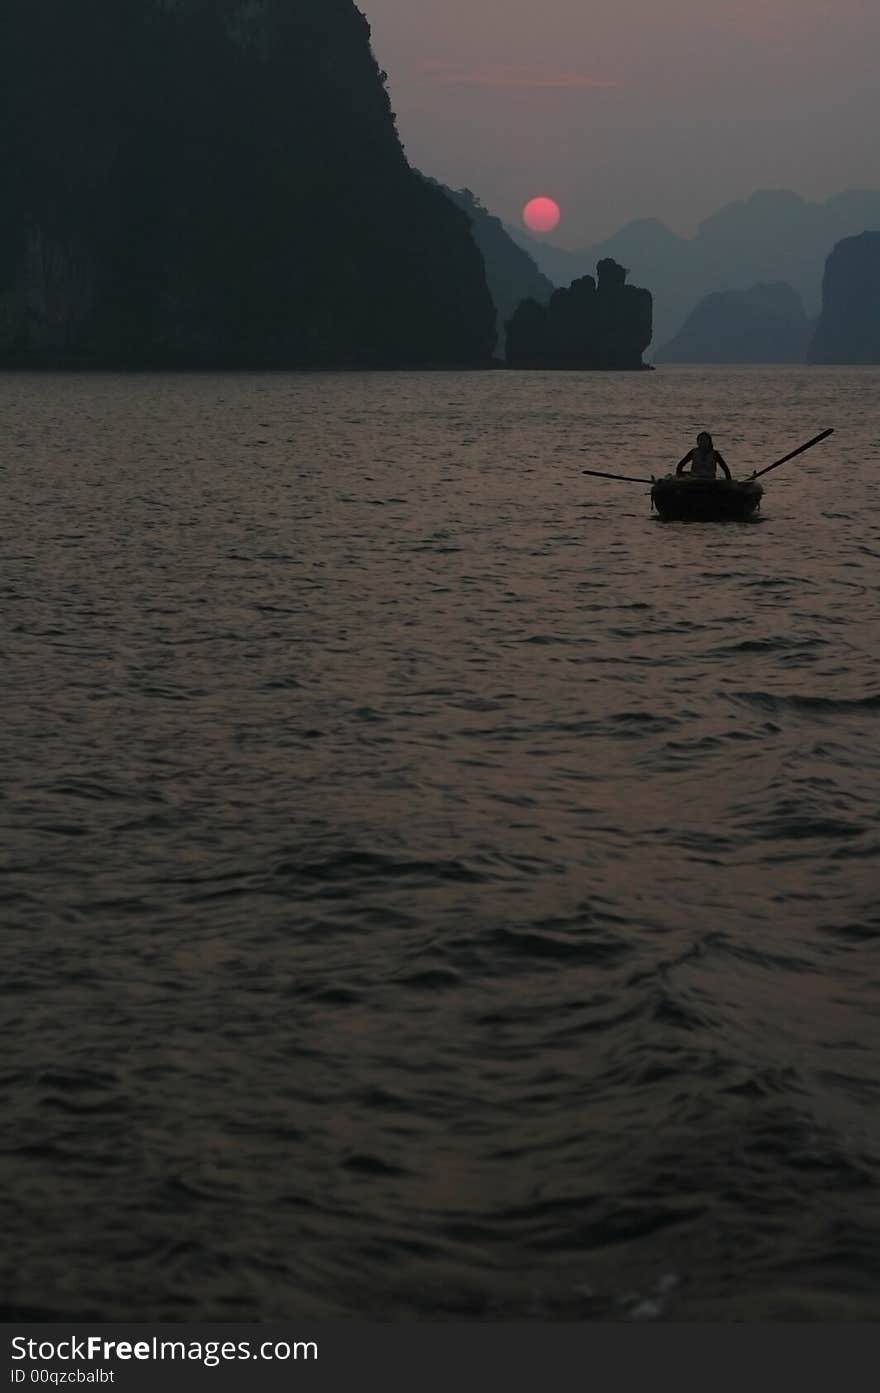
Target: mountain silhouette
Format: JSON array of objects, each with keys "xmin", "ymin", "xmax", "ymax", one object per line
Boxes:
[
  {"xmin": 809, "ymin": 232, "xmax": 880, "ymax": 364},
  {"xmin": 0, "ymin": 0, "xmax": 495, "ymax": 368},
  {"xmin": 505, "ymin": 259, "xmax": 652, "ymax": 370},
  {"xmin": 510, "ymin": 189, "xmax": 880, "ymax": 351},
  {"xmin": 655, "ymin": 283, "xmax": 812, "ymax": 364},
  {"xmin": 438, "ymin": 187, "xmax": 554, "ymax": 356}
]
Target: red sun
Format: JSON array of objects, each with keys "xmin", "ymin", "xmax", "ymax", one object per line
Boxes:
[{"xmin": 523, "ymin": 196, "xmax": 561, "ymax": 234}]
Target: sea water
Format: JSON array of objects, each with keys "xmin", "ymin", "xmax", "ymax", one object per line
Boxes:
[{"xmin": 2, "ymin": 365, "xmax": 879, "ymax": 1320}]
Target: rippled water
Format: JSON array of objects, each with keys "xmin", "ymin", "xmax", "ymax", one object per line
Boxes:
[{"xmin": 3, "ymin": 365, "xmax": 879, "ymax": 1321}]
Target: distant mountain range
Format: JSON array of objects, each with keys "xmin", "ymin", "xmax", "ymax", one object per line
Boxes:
[
  {"xmin": 5, "ymin": 1, "xmax": 875, "ymax": 377},
  {"xmin": 508, "ymin": 189, "xmax": 880, "ymax": 351}
]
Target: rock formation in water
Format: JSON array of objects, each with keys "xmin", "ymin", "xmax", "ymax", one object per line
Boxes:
[
  {"xmin": 0, "ymin": 0, "xmax": 496, "ymax": 368},
  {"xmin": 505, "ymin": 259, "xmax": 652, "ymax": 369},
  {"xmin": 439, "ymin": 187, "xmax": 554, "ymax": 356},
  {"xmin": 808, "ymin": 232, "xmax": 880, "ymax": 364},
  {"xmin": 655, "ymin": 282, "xmax": 812, "ymax": 363}
]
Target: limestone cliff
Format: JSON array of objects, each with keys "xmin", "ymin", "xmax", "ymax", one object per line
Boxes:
[
  {"xmin": 0, "ymin": 0, "xmax": 495, "ymax": 367},
  {"xmin": 808, "ymin": 232, "xmax": 880, "ymax": 364},
  {"xmin": 505, "ymin": 260, "xmax": 652, "ymax": 369},
  {"xmin": 440, "ymin": 188, "xmax": 554, "ymax": 356}
]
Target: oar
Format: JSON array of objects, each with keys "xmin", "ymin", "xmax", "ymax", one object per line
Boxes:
[
  {"xmin": 750, "ymin": 427, "xmax": 834, "ymax": 480},
  {"xmin": 582, "ymin": 467, "xmax": 654, "ymax": 484}
]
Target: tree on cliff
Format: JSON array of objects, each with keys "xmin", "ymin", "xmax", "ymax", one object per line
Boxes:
[
  {"xmin": 438, "ymin": 186, "xmax": 554, "ymax": 356},
  {"xmin": 0, "ymin": 0, "xmax": 496, "ymax": 367},
  {"xmin": 505, "ymin": 260, "xmax": 652, "ymax": 369},
  {"xmin": 808, "ymin": 232, "xmax": 880, "ymax": 364}
]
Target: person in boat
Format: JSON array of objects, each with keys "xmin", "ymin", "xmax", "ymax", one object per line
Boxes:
[{"xmin": 675, "ymin": 431, "xmax": 732, "ymax": 480}]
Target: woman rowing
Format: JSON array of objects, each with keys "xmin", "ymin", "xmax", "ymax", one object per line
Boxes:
[{"xmin": 676, "ymin": 431, "xmax": 732, "ymax": 480}]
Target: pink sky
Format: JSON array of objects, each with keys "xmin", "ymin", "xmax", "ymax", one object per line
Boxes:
[{"xmin": 361, "ymin": 0, "xmax": 880, "ymax": 245}]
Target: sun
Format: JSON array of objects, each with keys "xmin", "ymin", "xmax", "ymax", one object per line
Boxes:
[{"xmin": 523, "ymin": 196, "xmax": 561, "ymax": 234}]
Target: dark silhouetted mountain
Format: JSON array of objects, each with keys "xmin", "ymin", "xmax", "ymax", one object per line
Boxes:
[
  {"xmin": 0, "ymin": 0, "xmax": 495, "ymax": 367},
  {"xmin": 506, "ymin": 259, "xmax": 652, "ymax": 369},
  {"xmin": 655, "ymin": 283, "xmax": 812, "ymax": 363},
  {"xmin": 509, "ymin": 189, "xmax": 880, "ymax": 350},
  {"xmin": 809, "ymin": 232, "xmax": 880, "ymax": 364},
  {"xmin": 439, "ymin": 187, "xmax": 553, "ymax": 355}
]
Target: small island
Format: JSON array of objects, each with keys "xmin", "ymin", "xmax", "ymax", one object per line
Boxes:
[{"xmin": 505, "ymin": 259, "xmax": 652, "ymax": 369}]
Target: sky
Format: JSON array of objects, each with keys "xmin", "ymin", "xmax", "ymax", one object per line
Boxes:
[{"xmin": 361, "ymin": 0, "xmax": 880, "ymax": 247}]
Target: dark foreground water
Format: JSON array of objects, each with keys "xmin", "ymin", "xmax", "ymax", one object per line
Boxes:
[{"xmin": 2, "ymin": 366, "xmax": 879, "ymax": 1321}]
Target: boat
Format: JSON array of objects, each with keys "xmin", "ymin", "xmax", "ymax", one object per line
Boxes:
[
  {"xmin": 582, "ymin": 428, "xmax": 832, "ymax": 519},
  {"xmin": 650, "ymin": 474, "xmax": 763, "ymax": 522}
]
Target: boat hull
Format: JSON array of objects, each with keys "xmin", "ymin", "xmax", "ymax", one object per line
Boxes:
[{"xmin": 651, "ymin": 475, "xmax": 763, "ymax": 522}]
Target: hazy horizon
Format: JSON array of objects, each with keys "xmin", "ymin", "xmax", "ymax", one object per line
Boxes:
[{"xmin": 362, "ymin": 0, "xmax": 880, "ymax": 247}]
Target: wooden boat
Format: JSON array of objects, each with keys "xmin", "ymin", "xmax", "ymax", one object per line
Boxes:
[{"xmin": 650, "ymin": 474, "xmax": 763, "ymax": 522}]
